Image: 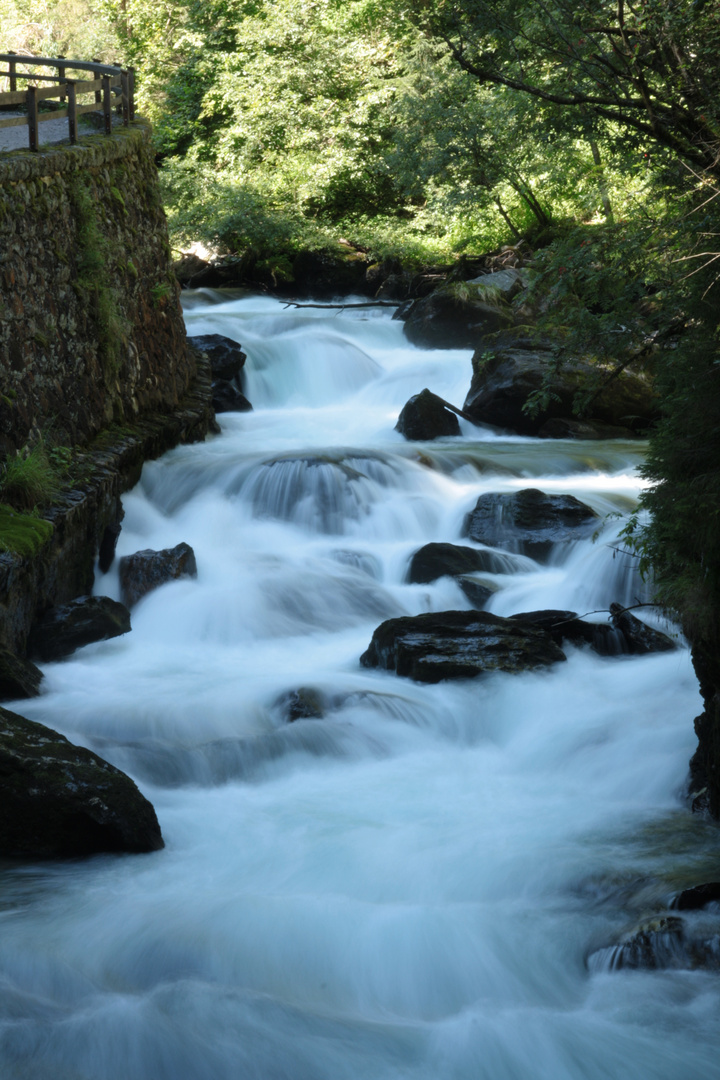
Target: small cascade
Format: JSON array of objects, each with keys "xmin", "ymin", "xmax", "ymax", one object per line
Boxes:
[{"xmin": 1, "ymin": 294, "xmax": 716, "ymax": 1080}]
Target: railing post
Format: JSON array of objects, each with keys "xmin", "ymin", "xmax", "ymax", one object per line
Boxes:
[
  {"xmin": 27, "ymin": 85, "xmax": 38, "ymax": 151},
  {"xmin": 57, "ymin": 54, "xmax": 66, "ymax": 102},
  {"xmin": 67, "ymin": 80, "xmax": 77, "ymax": 144},
  {"xmin": 120, "ymin": 69, "xmax": 130, "ymax": 125},
  {"xmin": 128, "ymin": 66, "xmax": 136, "ymax": 121},
  {"xmin": 102, "ymin": 74, "xmax": 112, "ymax": 135},
  {"xmin": 8, "ymin": 50, "xmax": 16, "ymax": 92},
  {"xmin": 93, "ymin": 59, "xmax": 102, "ymax": 104}
]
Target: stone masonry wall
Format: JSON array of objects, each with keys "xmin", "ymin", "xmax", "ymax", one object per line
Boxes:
[{"xmin": 0, "ymin": 122, "xmax": 195, "ymax": 455}]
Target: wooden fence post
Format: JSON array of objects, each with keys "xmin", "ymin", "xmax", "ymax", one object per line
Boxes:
[
  {"xmin": 120, "ymin": 69, "xmax": 129, "ymax": 125},
  {"xmin": 7, "ymin": 50, "xmax": 16, "ymax": 92},
  {"xmin": 27, "ymin": 84, "xmax": 38, "ymax": 151},
  {"xmin": 57, "ymin": 55, "xmax": 66, "ymax": 102},
  {"xmin": 93, "ymin": 59, "xmax": 102, "ymax": 105},
  {"xmin": 67, "ymin": 80, "xmax": 77, "ymax": 144},
  {"xmin": 128, "ymin": 67, "xmax": 136, "ymax": 121},
  {"xmin": 102, "ymin": 74, "xmax": 112, "ymax": 135}
]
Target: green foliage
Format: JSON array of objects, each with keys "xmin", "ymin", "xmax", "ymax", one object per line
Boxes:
[
  {"xmin": 70, "ymin": 179, "xmax": 127, "ymax": 383},
  {"xmin": 0, "ymin": 444, "xmax": 60, "ymax": 510},
  {"xmin": 0, "ymin": 504, "xmax": 54, "ymax": 558}
]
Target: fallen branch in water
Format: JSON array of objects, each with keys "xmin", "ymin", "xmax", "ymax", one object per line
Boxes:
[{"xmin": 432, "ymin": 394, "xmax": 484, "ymax": 427}]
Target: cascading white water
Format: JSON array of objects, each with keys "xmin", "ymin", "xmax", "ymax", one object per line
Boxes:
[{"xmin": 3, "ymin": 292, "xmax": 720, "ymax": 1079}]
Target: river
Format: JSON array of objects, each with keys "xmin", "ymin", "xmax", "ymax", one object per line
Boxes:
[{"xmin": 3, "ymin": 292, "xmax": 720, "ymax": 1079}]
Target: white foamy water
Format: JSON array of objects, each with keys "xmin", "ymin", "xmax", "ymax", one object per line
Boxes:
[{"xmin": 3, "ymin": 293, "xmax": 719, "ymax": 1079}]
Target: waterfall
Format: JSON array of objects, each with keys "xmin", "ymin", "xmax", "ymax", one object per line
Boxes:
[{"xmin": 2, "ymin": 293, "xmax": 718, "ymax": 1080}]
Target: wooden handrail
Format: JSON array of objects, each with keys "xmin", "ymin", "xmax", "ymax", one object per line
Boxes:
[{"xmin": 0, "ymin": 52, "xmax": 134, "ymax": 151}]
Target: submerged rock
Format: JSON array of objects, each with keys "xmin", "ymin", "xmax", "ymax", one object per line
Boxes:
[
  {"xmin": 464, "ymin": 488, "xmax": 599, "ymax": 562},
  {"xmin": 28, "ymin": 596, "xmax": 131, "ymax": 662},
  {"xmin": 275, "ymin": 686, "xmax": 326, "ymax": 723},
  {"xmin": 0, "ymin": 647, "xmax": 43, "ymax": 701},
  {"xmin": 360, "ymin": 609, "xmax": 566, "ymax": 683},
  {"xmin": 395, "ymin": 389, "xmax": 461, "ymax": 441},
  {"xmin": 463, "ymin": 349, "xmax": 657, "ymax": 436},
  {"xmin": 588, "ymin": 914, "xmax": 720, "ymax": 973},
  {"xmin": 0, "ymin": 706, "xmax": 163, "ymax": 857},
  {"xmin": 671, "ymin": 883, "xmax": 720, "ymax": 911},
  {"xmin": 457, "ymin": 578, "xmax": 496, "ymax": 610},
  {"xmin": 119, "ymin": 542, "xmax": 198, "ymax": 609}
]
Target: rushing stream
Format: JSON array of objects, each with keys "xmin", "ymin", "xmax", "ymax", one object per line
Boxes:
[{"xmin": 3, "ymin": 293, "xmax": 720, "ymax": 1079}]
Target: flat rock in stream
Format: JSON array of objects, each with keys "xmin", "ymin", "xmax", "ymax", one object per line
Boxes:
[
  {"xmin": 0, "ymin": 705, "xmax": 164, "ymax": 857},
  {"xmin": 464, "ymin": 488, "xmax": 599, "ymax": 562},
  {"xmin": 360, "ymin": 609, "xmax": 566, "ymax": 683}
]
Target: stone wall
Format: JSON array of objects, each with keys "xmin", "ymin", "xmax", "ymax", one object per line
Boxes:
[{"xmin": 0, "ymin": 122, "xmax": 195, "ymax": 455}]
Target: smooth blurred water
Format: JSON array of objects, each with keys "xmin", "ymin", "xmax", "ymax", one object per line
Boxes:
[{"xmin": 3, "ymin": 293, "xmax": 719, "ymax": 1080}]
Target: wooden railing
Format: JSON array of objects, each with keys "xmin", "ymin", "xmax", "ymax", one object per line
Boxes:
[{"xmin": 0, "ymin": 53, "xmax": 135, "ymax": 151}]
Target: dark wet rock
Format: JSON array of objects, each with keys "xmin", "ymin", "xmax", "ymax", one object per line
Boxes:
[
  {"xmin": 189, "ymin": 334, "xmax": 247, "ymax": 382},
  {"xmin": 360, "ymin": 609, "xmax": 566, "ymax": 683},
  {"xmin": 98, "ymin": 520, "xmax": 123, "ymax": 574},
  {"xmin": 395, "ymin": 389, "xmax": 461, "ymax": 441},
  {"xmin": 672, "ymin": 883, "xmax": 720, "ymax": 911},
  {"xmin": 0, "ymin": 647, "xmax": 43, "ymax": 701},
  {"xmin": 588, "ymin": 915, "xmax": 720, "ymax": 973},
  {"xmin": 402, "ymin": 286, "xmax": 514, "ymax": 350},
  {"xmin": 407, "ymin": 542, "xmax": 514, "ymax": 584},
  {"xmin": 212, "ymin": 380, "xmax": 253, "ymax": 414},
  {"xmin": 28, "ymin": 596, "xmax": 131, "ymax": 662},
  {"xmin": 537, "ymin": 417, "xmax": 635, "ymax": 440},
  {"xmin": 276, "ymin": 687, "xmax": 326, "ymax": 723},
  {"xmin": 457, "ymin": 578, "xmax": 495, "ymax": 609},
  {"xmin": 119, "ymin": 543, "xmax": 198, "ymax": 609},
  {"xmin": 290, "ymin": 248, "xmax": 370, "ymax": 298},
  {"xmin": 0, "ymin": 705, "xmax": 163, "ymax": 857},
  {"xmin": 464, "ymin": 488, "xmax": 599, "ymax": 562},
  {"xmin": 463, "ymin": 349, "xmax": 657, "ymax": 436},
  {"xmin": 509, "ymin": 609, "xmax": 624, "ymax": 655},
  {"xmin": 609, "ymin": 603, "xmax": 677, "ymax": 654}
]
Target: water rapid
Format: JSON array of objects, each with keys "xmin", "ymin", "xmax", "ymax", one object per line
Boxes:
[{"xmin": 3, "ymin": 293, "xmax": 720, "ymax": 1079}]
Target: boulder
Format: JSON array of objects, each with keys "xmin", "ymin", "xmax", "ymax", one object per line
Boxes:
[
  {"xmin": 609, "ymin": 602, "xmax": 677, "ymax": 654},
  {"xmin": 671, "ymin": 883, "xmax": 720, "ymax": 911},
  {"xmin": 0, "ymin": 647, "xmax": 43, "ymax": 701},
  {"xmin": 457, "ymin": 578, "xmax": 496, "ymax": 610},
  {"xmin": 0, "ymin": 706, "xmax": 164, "ymax": 857},
  {"xmin": 119, "ymin": 542, "xmax": 198, "ymax": 609},
  {"xmin": 189, "ymin": 334, "xmax": 253, "ymax": 414},
  {"xmin": 212, "ymin": 380, "xmax": 253, "ymax": 414},
  {"xmin": 189, "ymin": 334, "xmax": 247, "ymax": 382},
  {"xmin": 509, "ymin": 609, "xmax": 625, "ymax": 655},
  {"xmin": 275, "ymin": 686, "xmax": 326, "ymax": 723},
  {"xmin": 463, "ymin": 349, "xmax": 658, "ymax": 436},
  {"xmin": 464, "ymin": 488, "xmax": 599, "ymax": 562},
  {"xmin": 28, "ymin": 596, "xmax": 131, "ymax": 662},
  {"xmin": 395, "ymin": 390, "xmax": 461, "ymax": 441},
  {"xmin": 407, "ymin": 542, "xmax": 519, "ymax": 584},
  {"xmin": 402, "ymin": 285, "xmax": 514, "ymax": 350},
  {"xmin": 360, "ymin": 609, "xmax": 566, "ymax": 683}
]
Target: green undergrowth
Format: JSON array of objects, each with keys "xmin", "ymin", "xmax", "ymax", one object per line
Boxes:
[{"xmin": 0, "ymin": 505, "xmax": 53, "ymax": 558}]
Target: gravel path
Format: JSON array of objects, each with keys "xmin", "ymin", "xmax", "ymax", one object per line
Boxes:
[{"xmin": 0, "ymin": 111, "xmax": 99, "ymax": 151}]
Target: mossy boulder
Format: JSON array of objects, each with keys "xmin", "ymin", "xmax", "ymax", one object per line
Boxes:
[
  {"xmin": 0, "ymin": 705, "xmax": 163, "ymax": 857},
  {"xmin": 360, "ymin": 609, "xmax": 566, "ymax": 683},
  {"xmin": 402, "ymin": 285, "xmax": 514, "ymax": 350},
  {"xmin": 0, "ymin": 647, "xmax": 43, "ymax": 701},
  {"xmin": 463, "ymin": 349, "xmax": 658, "ymax": 436}
]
